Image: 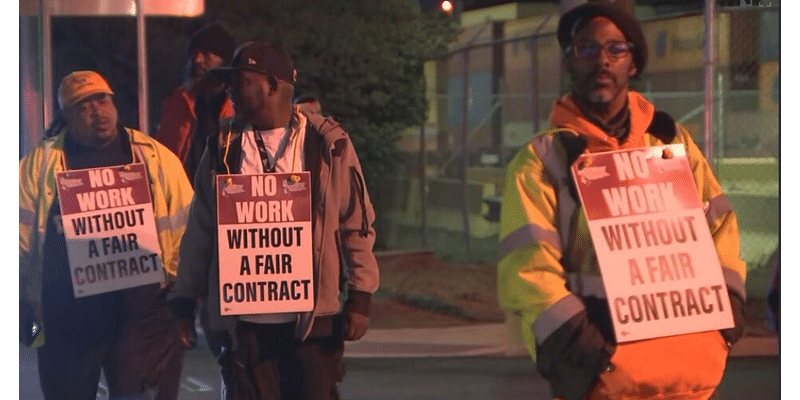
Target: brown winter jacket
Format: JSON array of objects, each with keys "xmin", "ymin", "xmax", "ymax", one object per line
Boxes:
[{"xmin": 170, "ymin": 106, "xmax": 379, "ymax": 341}]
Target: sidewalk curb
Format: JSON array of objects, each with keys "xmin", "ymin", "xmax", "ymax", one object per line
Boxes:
[
  {"xmin": 343, "ymin": 325, "xmax": 779, "ymax": 359},
  {"xmin": 344, "ymin": 345, "xmax": 508, "ymax": 359},
  {"xmin": 729, "ymin": 336, "xmax": 779, "ymax": 357},
  {"xmin": 199, "ymin": 323, "xmax": 779, "ymax": 359}
]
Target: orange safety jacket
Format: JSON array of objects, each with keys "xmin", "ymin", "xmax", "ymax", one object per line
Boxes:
[{"xmin": 498, "ymin": 92, "xmax": 746, "ymax": 400}]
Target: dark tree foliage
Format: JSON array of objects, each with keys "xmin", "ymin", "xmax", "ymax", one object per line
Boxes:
[
  {"xmin": 50, "ymin": 16, "xmax": 223, "ymax": 133},
  {"xmin": 47, "ymin": 0, "xmax": 457, "ymax": 197},
  {"xmin": 205, "ymin": 0, "xmax": 458, "ymax": 194}
]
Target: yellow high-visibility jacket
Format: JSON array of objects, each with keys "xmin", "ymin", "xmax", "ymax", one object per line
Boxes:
[
  {"xmin": 499, "ymin": 92, "xmax": 746, "ymax": 400},
  {"xmin": 19, "ymin": 128, "xmax": 194, "ymax": 346}
]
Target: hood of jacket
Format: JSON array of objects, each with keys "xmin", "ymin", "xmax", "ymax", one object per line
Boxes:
[{"xmin": 549, "ymin": 91, "xmax": 656, "ymax": 152}]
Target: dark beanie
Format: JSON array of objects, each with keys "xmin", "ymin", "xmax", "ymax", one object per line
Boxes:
[
  {"xmin": 189, "ymin": 24, "xmax": 236, "ymax": 64},
  {"xmin": 558, "ymin": 2, "xmax": 647, "ymax": 76}
]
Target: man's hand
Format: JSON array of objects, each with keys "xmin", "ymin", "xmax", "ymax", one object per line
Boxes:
[
  {"xmin": 345, "ymin": 312, "xmax": 369, "ymax": 341},
  {"xmin": 720, "ymin": 292, "xmax": 746, "ymax": 349},
  {"xmin": 535, "ymin": 309, "xmax": 615, "ymax": 400},
  {"xmin": 177, "ymin": 318, "xmax": 197, "ymax": 349}
]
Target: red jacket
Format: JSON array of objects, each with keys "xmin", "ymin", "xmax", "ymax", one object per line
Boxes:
[{"xmin": 155, "ymin": 87, "xmax": 234, "ymax": 181}]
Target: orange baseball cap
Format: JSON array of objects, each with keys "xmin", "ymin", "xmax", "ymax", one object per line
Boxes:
[{"xmin": 58, "ymin": 70, "xmax": 115, "ymax": 110}]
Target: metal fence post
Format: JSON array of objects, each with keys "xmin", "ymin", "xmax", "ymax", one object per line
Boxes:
[
  {"xmin": 530, "ymin": 36, "xmax": 540, "ymax": 133},
  {"xmin": 703, "ymin": 0, "xmax": 717, "ymax": 170},
  {"xmin": 420, "ymin": 123, "xmax": 428, "ymax": 249},
  {"xmin": 716, "ymin": 72, "xmax": 725, "ymax": 161},
  {"xmin": 461, "ymin": 48, "xmax": 472, "ymax": 256}
]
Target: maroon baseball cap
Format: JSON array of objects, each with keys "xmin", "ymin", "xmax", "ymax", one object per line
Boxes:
[{"xmin": 210, "ymin": 41, "xmax": 296, "ymax": 84}]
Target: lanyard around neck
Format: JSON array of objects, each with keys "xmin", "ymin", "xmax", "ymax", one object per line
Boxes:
[{"xmin": 253, "ymin": 123, "xmax": 293, "ymax": 173}]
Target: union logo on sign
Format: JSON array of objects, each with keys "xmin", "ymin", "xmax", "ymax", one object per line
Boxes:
[
  {"xmin": 119, "ymin": 171, "xmax": 144, "ymax": 183},
  {"xmin": 222, "ymin": 182, "xmax": 245, "ymax": 197},
  {"xmin": 576, "ymin": 166, "xmax": 610, "ymax": 184},
  {"xmin": 60, "ymin": 177, "xmax": 84, "ymax": 189}
]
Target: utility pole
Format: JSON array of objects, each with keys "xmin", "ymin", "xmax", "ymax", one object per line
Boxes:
[{"xmin": 135, "ymin": 0, "xmax": 150, "ymax": 133}]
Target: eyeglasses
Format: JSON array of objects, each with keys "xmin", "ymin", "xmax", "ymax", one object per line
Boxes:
[{"xmin": 569, "ymin": 40, "xmax": 634, "ymax": 60}]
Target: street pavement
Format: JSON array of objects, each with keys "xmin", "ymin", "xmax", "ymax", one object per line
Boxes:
[{"xmin": 20, "ymin": 324, "xmax": 780, "ymax": 400}]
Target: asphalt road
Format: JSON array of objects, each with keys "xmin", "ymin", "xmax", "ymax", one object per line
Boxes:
[{"xmin": 20, "ymin": 343, "xmax": 780, "ymax": 400}]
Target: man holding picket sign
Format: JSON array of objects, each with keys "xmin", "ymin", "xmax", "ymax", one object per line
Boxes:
[
  {"xmin": 498, "ymin": 3, "xmax": 746, "ymax": 400},
  {"xmin": 19, "ymin": 70, "xmax": 194, "ymax": 400},
  {"xmin": 169, "ymin": 41, "xmax": 380, "ymax": 400}
]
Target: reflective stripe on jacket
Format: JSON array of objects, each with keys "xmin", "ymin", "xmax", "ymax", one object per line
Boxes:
[{"xmin": 19, "ymin": 128, "xmax": 195, "ymax": 336}]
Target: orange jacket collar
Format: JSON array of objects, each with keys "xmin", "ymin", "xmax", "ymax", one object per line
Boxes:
[{"xmin": 549, "ymin": 91, "xmax": 656, "ymax": 152}]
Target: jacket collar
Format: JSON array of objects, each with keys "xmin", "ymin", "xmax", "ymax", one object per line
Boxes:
[
  {"xmin": 219, "ymin": 106, "xmax": 348, "ymax": 151},
  {"xmin": 51, "ymin": 126, "xmax": 151, "ymax": 165},
  {"xmin": 549, "ymin": 91, "xmax": 655, "ymax": 152}
]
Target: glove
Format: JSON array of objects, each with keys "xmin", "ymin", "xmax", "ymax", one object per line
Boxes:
[
  {"xmin": 343, "ymin": 290, "xmax": 372, "ymax": 341},
  {"xmin": 720, "ymin": 292, "xmax": 746, "ymax": 349},
  {"xmin": 344, "ymin": 312, "xmax": 369, "ymax": 341},
  {"xmin": 177, "ymin": 318, "xmax": 198, "ymax": 350},
  {"xmin": 535, "ymin": 310, "xmax": 615, "ymax": 400}
]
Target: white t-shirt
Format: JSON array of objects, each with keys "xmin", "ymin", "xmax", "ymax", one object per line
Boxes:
[{"xmin": 237, "ymin": 121, "xmax": 307, "ymax": 324}]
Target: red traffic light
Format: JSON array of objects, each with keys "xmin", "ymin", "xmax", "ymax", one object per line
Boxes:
[{"xmin": 440, "ymin": 0, "xmax": 454, "ymax": 13}]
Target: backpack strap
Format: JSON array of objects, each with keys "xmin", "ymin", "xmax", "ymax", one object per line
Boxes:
[
  {"xmin": 557, "ymin": 132, "xmax": 588, "ymax": 203},
  {"xmin": 646, "ymin": 111, "xmax": 678, "ymax": 144},
  {"xmin": 299, "ymin": 109, "xmax": 371, "ymax": 238},
  {"xmin": 207, "ymin": 117, "xmax": 243, "ymax": 175},
  {"xmin": 530, "ymin": 129, "xmax": 586, "ymax": 260}
]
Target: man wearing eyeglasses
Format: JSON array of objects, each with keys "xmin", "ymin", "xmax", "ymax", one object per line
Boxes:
[{"xmin": 498, "ymin": 3, "xmax": 746, "ymax": 400}]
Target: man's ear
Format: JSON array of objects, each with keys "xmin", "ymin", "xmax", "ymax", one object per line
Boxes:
[
  {"xmin": 629, "ymin": 62, "xmax": 638, "ymax": 78},
  {"xmin": 265, "ymin": 75, "xmax": 279, "ymax": 96}
]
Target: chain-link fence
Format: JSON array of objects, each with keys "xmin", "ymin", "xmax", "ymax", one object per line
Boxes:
[{"xmin": 376, "ymin": 5, "xmax": 779, "ymax": 277}]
